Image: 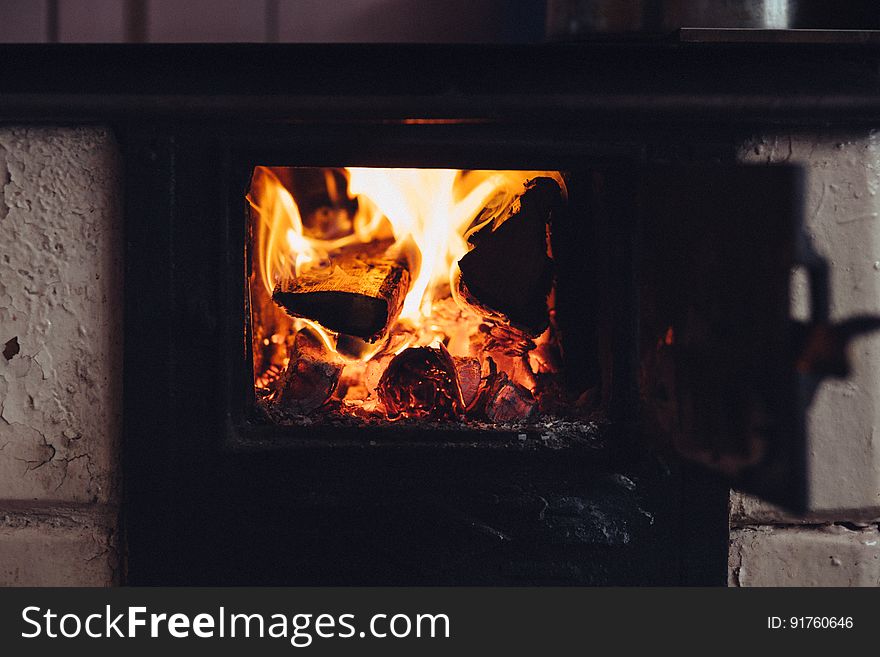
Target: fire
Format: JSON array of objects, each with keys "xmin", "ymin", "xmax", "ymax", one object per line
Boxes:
[
  {"xmin": 247, "ymin": 166, "xmax": 567, "ymax": 418},
  {"xmin": 346, "ymin": 168, "xmax": 547, "ymax": 322}
]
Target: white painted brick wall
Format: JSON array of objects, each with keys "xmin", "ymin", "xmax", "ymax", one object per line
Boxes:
[
  {"xmin": 732, "ymin": 130, "xmax": 880, "ymax": 586},
  {"xmin": 0, "ymin": 126, "xmax": 122, "ymax": 504},
  {"xmin": 739, "ymin": 131, "xmax": 880, "ymax": 515},
  {"xmin": 0, "ymin": 127, "xmax": 122, "ymax": 585},
  {"xmin": 730, "ymin": 525, "xmax": 880, "ymax": 587},
  {"xmin": 0, "ymin": 505, "xmax": 118, "ymax": 586}
]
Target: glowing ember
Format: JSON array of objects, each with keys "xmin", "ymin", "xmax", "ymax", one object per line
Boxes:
[{"xmin": 377, "ymin": 343, "xmax": 463, "ymax": 421}]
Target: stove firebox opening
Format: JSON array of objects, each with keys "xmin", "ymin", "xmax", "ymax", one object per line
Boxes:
[{"xmin": 246, "ymin": 166, "xmax": 601, "ymax": 433}]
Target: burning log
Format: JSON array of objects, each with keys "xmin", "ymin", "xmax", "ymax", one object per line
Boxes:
[
  {"xmin": 272, "ymin": 241, "xmax": 411, "ymax": 342},
  {"xmin": 275, "ymin": 328, "xmax": 343, "ymax": 414},
  {"xmin": 377, "ymin": 344, "xmax": 464, "ymax": 420},
  {"xmin": 456, "ymin": 177, "xmax": 562, "ymax": 337}
]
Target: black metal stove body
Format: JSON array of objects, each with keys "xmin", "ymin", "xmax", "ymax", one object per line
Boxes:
[
  {"xmin": 3, "ymin": 40, "xmax": 878, "ymax": 585},
  {"xmin": 124, "ymin": 121, "xmax": 718, "ymax": 586}
]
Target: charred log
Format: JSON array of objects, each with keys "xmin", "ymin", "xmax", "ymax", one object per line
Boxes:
[
  {"xmin": 275, "ymin": 328, "xmax": 343, "ymax": 414},
  {"xmin": 456, "ymin": 177, "xmax": 562, "ymax": 336},
  {"xmin": 484, "ymin": 372, "xmax": 537, "ymax": 423},
  {"xmin": 272, "ymin": 241, "xmax": 411, "ymax": 342},
  {"xmin": 272, "ymin": 167, "xmax": 357, "ymax": 239},
  {"xmin": 377, "ymin": 344, "xmax": 464, "ymax": 420}
]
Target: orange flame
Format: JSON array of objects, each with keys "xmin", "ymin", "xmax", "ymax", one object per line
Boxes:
[{"xmin": 248, "ymin": 166, "xmax": 565, "ymax": 370}]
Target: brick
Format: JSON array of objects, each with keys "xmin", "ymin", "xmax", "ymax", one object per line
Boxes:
[
  {"xmin": 58, "ymin": 0, "xmax": 125, "ymax": 43},
  {"xmin": 0, "ymin": 505, "xmax": 118, "ymax": 586},
  {"xmin": 148, "ymin": 0, "xmax": 266, "ymax": 42},
  {"xmin": 277, "ymin": 0, "xmax": 508, "ymax": 43},
  {"xmin": 730, "ymin": 491, "xmax": 880, "ymax": 526},
  {"xmin": 0, "ymin": 127, "xmax": 123, "ymax": 504},
  {"xmin": 738, "ymin": 132, "xmax": 880, "ymax": 515},
  {"xmin": 0, "ymin": 0, "xmax": 48, "ymax": 43},
  {"xmin": 729, "ymin": 525, "xmax": 880, "ymax": 586}
]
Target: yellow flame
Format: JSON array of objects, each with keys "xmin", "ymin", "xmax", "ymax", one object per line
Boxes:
[{"xmin": 248, "ymin": 166, "xmax": 565, "ymax": 363}]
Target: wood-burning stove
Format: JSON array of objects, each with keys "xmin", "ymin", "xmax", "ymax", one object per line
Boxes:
[{"xmin": 3, "ymin": 38, "xmax": 877, "ymax": 585}]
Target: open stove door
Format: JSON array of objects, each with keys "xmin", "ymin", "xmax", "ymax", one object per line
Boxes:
[{"xmin": 639, "ymin": 164, "xmax": 817, "ymax": 512}]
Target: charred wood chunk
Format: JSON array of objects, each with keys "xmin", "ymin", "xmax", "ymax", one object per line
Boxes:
[
  {"xmin": 273, "ymin": 167, "xmax": 357, "ymax": 239},
  {"xmin": 480, "ymin": 323, "xmax": 537, "ymax": 357},
  {"xmin": 275, "ymin": 328, "xmax": 343, "ymax": 414},
  {"xmin": 378, "ymin": 344, "xmax": 463, "ymax": 420},
  {"xmin": 485, "ymin": 373, "xmax": 537, "ymax": 423},
  {"xmin": 453, "ymin": 356, "xmax": 482, "ymax": 410},
  {"xmin": 272, "ymin": 241, "xmax": 411, "ymax": 342},
  {"xmin": 457, "ymin": 177, "xmax": 561, "ymax": 336}
]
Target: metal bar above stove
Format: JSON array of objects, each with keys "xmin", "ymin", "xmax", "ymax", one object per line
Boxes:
[{"xmin": 679, "ymin": 28, "xmax": 880, "ymax": 44}]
